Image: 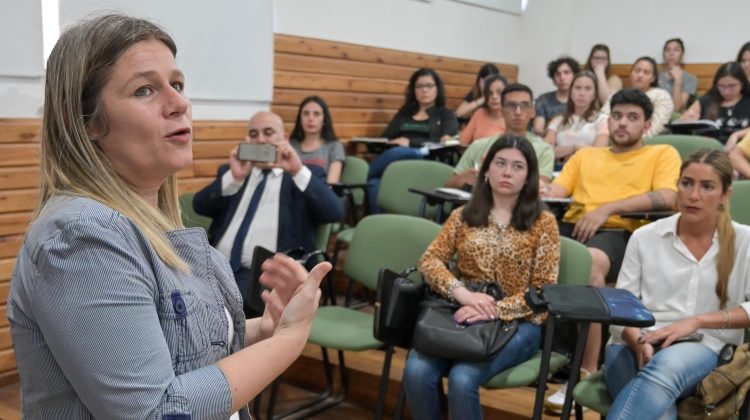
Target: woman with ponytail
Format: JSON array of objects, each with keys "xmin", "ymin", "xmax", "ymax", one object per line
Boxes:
[{"xmin": 602, "ymin": 149, "xmax": 750, "ymax": 419}]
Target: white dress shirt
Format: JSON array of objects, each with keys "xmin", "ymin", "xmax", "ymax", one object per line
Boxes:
[
  {"xmin": 215, "ymin": 166, "xmax": 311, "ymax": 269},
  {"xmin": 610, "ymin": 213, "xmax": 750, "ymax": 353}
]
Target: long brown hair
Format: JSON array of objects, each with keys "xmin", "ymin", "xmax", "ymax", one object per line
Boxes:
[
  {"xmin": 680, "ymin": 149, "xmax": 735, "ymax": 308},
  {"xmin": 40, "ymin": 14, "xmax": 188, "ymax": 272},
  {"xmin": 462, "ymin": 134, "xmax": 543, "ymax": 230},
  {"xmin": 559, "ymin": 71, "xmax": 602, "ymax": 129}
]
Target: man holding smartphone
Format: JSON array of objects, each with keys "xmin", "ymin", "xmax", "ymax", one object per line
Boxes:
[{"xmin": 193, "ymin": 111, "xmax": 343, "ymax": 292}]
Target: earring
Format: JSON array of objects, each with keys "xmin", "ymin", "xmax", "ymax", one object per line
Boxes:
[{"xmin": 484, "ymin": 176, "xmax": 489, "ymax": 183}]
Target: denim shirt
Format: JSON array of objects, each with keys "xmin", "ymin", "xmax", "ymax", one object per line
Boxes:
[{"xmin": 8, "ymin": 195, "xmax": 249, "ymax": 419}]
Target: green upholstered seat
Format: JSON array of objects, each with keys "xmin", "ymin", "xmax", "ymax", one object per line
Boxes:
[
  {"xmin": 646, "ymin": 134, "xmax": 723, "ymax": 161},
  {"xmin": 179, "ymin": 192, "xmax": 212, "ymax": 230}
]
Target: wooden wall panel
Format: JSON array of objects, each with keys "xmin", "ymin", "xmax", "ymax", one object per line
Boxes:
[{"xmin": 272, "ymin": 34, "xmax": 517, "ymax": 142}]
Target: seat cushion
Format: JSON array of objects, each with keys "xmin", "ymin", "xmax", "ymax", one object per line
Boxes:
[
  {"xmin": 483, "ymin": 350, "xmax": 568, "ymax": 388},
  {"xmin": 572, "ymin": 370, "xmax": 611, "ymax": 415},
  {"xmin": 308, "ymin": 306, "xmax": 382, "ymax": 351},
  {"xmin": 335, "ymin": 227, "xmax": 355, "ymax": 244}
]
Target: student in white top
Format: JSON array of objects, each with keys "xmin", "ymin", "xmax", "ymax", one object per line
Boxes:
[
  {"xmin": 604, "ymin": 149, "xmax": 750, "ymax": 419},
  {"xmin": 544, "ymin": 71, "xmax": 609, "ymax": 164},
  {"xmin": 602, "ymin": 57, "xmax": 674, "ymax": 139}
]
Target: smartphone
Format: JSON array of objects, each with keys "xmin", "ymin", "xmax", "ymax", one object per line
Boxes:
[{"xmin": 238, "ymin": 143, "xmax": 276, "ymax": 163}]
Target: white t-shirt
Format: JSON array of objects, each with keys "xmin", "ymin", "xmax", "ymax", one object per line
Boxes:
[{"xmin": 547, "ymin": 112, "xmax": 609, "ymax": 148}]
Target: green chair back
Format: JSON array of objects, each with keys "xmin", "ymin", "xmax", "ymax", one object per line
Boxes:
[
  {"xmin": 340, "ymin": 156, "xmax": 369, "ymax": 206},
  {"xmin": 315, "ymin": 223, "xmax": 333, "ymax": 254},
  {"xmin": 646, "ymin": 134, "xmax": 723, "ymax": 161},
  {"xmin": 731, "ymin": 180, "xmax": 750, "ymax": 226},
  {"xmin": 559, "ymin": 236, "xmax": 592, "ymax": 286},
  {"xmin": 377, "ymin": 160, "xmax": 454, "ymax": 218},
  {"xmin": 179, "ymin": 192, "xmax": 212, "ymax": 230},
  {"xmin": 343, "ymin": 214, "xmax": 441, "ymax": 290}
]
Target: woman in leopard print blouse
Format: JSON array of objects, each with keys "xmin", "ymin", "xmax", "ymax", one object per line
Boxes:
[{"xmin": 403, "ymin": 134, "xmax": 560, "ymax": 420}]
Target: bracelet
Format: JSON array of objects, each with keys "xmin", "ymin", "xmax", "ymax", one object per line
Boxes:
[{"xmin": 721, "ymin": 309, "xmax": 731, "ymax": 331}]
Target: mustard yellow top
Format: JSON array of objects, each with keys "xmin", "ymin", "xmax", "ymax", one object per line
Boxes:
[{"xmin": 553, "ymin": 145, "xmax": 681, "ymax": 231}]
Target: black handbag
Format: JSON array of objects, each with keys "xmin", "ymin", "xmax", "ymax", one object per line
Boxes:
[
  {"xmin": 374, "ymin": 267, "xmax": 426, "ymax": 348},
  {"xmin": 413, "ymin": 283, "xmax": 518, "ymax": 362}
]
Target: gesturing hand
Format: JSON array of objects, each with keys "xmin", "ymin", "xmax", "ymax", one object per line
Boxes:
[{"xmin": 257, "ymin": 254, "xmax": 331, "ymax": 339}]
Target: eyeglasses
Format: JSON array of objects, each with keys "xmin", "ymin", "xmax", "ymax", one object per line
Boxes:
[
  {"xmin": 415, "ymin": 83, "xmax": 436, "ymax": 90},
  {"xmin": 591, "ymin": 55, "xmax": 608, "ymax": 61},
  {"xmin": 503, "ymin": 101, "xmax": 532, "ymax": 111},
  {"xmin": 717, "ymin": 83, "xmax": 741, "ymax": 91}
]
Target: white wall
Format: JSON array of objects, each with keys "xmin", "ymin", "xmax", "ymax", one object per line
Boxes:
[{"xmin": 520, "ymin": 0, "xmax": 750, "ymax": 98}]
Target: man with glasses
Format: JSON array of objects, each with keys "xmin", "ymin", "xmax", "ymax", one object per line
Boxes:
[
  {"xmin": 445, "ymin": 83, "xmax": 554, "ymax": 188},
  {"xmin": 541, "ymin": 88, "xmax": 681, "ymax": 413}
]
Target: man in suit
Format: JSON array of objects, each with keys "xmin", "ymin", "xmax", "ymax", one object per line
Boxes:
[{"xmin": 193, "ymin": 111, "xmax": 343, "ymax": 292}]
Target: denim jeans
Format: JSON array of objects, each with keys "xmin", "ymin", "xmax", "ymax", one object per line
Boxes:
[
  {"xmin": 403, "ymin": 320, "xmax": 541, "ymax": 420},
  {"xmin": 604, "ymin": 342, "xmax": 718, "ymax": 420},
  {"xmin": 366, "ymin": 146, "xmax": 423, "ymax": 214}
]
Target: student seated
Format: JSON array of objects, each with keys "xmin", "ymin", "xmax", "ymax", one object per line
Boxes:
[
  {"xmin": 445, "ymin": 84, "xmax": 554, "ymax": 189},
  {"xmin": 738, "ymin": 42, "xmax": 750, "ymax": 84},
  {"xmin": 404, "ymin": 135, "xmax": 560, "ymax": 420},
  {"xmin": 367, "ymin": 67, "xmax": 459, "ymax": 212},
  {"xmin": 193, "ymin": 111, "xmax": 343, "ymax": 292},
  {"xmin": 602, "ymin": 57, "xmax": 674, "ymax": 139},
  {"xmin": 730, "ymin": 131, "xmax": 750, "ymax": 178},
  {"xmin": 533, "ymin": 57, "xmax": 581, "ymax": 136},
  {"xmin": 542, "ymin": 88, "xmax": 681, "ymax": 413},
  {"xmin": 584, "ymin": 44, "xmax": 622, "ymax": 104},
  {"xmin": 455, "ymin": 63, "xmax": 501, "ymax": 121},
  {"xmin": 658, "ymin": 38, "xmax": 697, "ymax": 112},
  {"xmin": 459, "ymin": 74, "xmax": 507, "ymax": 146},
  {"xmin": 544, "ymin": 70, "xmax": 609, "ymax": 165},
  {"xmin": 605, "ymin": 149, "xmax": 750, "ymax": 419},
  {"xmin": 289, "ymin": 95, "xmax": 346, "ymax": 183},
  {"xmin": 679, "ymin": 62, "xmax": 750, "ymax": 147}
]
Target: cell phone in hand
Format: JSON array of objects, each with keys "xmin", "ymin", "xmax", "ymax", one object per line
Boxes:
[{"xmin": 238, "ymin": 143, "xmax": 276, "ymax": 163}]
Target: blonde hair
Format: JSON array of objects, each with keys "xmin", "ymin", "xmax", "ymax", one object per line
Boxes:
[
  {"xmin": 39, "ymin": 14, "xmax": 188, "ymax": 272},
  {"xmin": 680, "ymin": 149, "xmax": 735, "ymax": 307}
]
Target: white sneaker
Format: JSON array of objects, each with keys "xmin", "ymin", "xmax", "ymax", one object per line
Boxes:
[{"xmin": 544, "ymin": 370, "xmax": 590, "ymax": 415}]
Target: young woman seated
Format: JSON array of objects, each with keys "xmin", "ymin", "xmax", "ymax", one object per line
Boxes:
[
  {"xmin": 730, "ymin": 131, "xmax": 750, "ymax": 179},
  {"xmin": 738, "ymin": 42, "xmax": 750, "ymax": 84},
  {"xmin": 459, "ymin": 74, "xmax": 507, "ymax": 146},
  {"xmin": 584, "ymin": 44, "xmax": 623, "ymax": 104},
  {"xmin": 403, "ymin": 135, "xmax": 560, "ymax": 420},
  {"xmin": 658, "ymin": 38, "xmax": 698, "ymax": 112},
  {"xmin": 289, "ymin": 95, "xmax": 345, "ymax": 183},
  {"xmin": 603, "ymin": 56, "xmax": 674, "ymax": 138},
  {"xmin": 455, "ymin": 63, "xmax": 501, "ymax": 121},
  {"xmin": 679, "ymin": 62, "xmax": 750, "ymax": 147},
  {"xmin": 604, "ymin": 149, "xmax": 750, "ymax": 420},
  {"xmin": 367, "ymin": 68, "xmax": 458, "ymax": 212},
  {"xmin": 544, "ymin": 71, "xmax": 609, "ymax": 165}
]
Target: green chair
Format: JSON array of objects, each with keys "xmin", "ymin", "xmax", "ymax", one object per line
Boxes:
[
  {"xmin": 377, "ymin": 159, "xmax": 455, "ymax": 219},
  {"xmin": 481, "ymin": 237, "xmax": 593, "ymax": 413},
  {"xmin": 330, "ymin": 156, "xmax": 370, "ymax": 255},
  {"xmin": 270, "ymin": 214, "xmax": 442, "ymax": 419},
  {"xmin": 731, "ymin": 180, "xmax": 750, "ymax": 226},
  {"xmin": 178, "ymin": 192, "xmax": 212, "ymax": 230},
  {"xmin": 646, "ymin": 134, "xmax": 723, "ymax": 161},
  {"xmin": 572, "ymin": 370, "xmax": 611, "ymax": 416}
]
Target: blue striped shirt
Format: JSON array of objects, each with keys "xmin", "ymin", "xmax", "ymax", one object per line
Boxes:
[{"xmin": 8, "ymin": 196, "xmax": 248, "ymax": 419}]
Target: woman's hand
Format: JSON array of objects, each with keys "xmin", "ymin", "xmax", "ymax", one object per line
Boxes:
[
  {"xmin": 725, "ymin": 131, "xmax": 743, "ymax": 151},
  {"xmin": 636, "ymin": 341, "xmax": 655, "ymax": 369},
  {"xmin": 453, "ymin": 305, "xmax": 493, "ymax": 324},
  {"xmin": 640, "ymin": 317, "xmax": 700, "ymax": 349},
  {"xmin": 452, "ymin": 286, "xmax": 497, "ymax": 319},
  {"xmin": 668, "ymin": 65, "xmax": 683, "ymax": 83},
  {"xmin": 273, "ymin": 260, "xmax": 329, "ymax": 337},
  {"xmin": 257, "ymin": 254, "xmax": 331, "ymax": 339},
  {"xmin": 388, "ymin": 137, "xmax": 410, "ymax": 147}
]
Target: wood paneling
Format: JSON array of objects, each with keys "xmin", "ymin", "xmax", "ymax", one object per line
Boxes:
[
  {"xmin": 0, "ymin": 167, "xmax": 39, "ymax": 191},
  {"xmin": 0, "ymin": 119, "xmax": 40, "ymax": 144},
  {"xmin": 0, "ymin": 237, "xmax": 22, "ymax": 260},
  {"xmin": 272, "ymin": 34, "xmax": 517, "ymax": 142}
]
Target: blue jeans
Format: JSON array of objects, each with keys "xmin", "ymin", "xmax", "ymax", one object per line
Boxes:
[
  {"xmin": 366, "ymin": 146, "xmax": 423, "ymax": 214},
  {"xmin": 403, "ymin": 321, "xmax": 541, "ymax": 420},
  {"xmin": 604, "ymin": 343, "xmax": 718, "ymax": 420}
]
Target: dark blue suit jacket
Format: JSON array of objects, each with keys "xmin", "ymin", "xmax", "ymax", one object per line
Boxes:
[{"xmin": 193, "ymin": 164, "xmax": 343, "ymax": 254}]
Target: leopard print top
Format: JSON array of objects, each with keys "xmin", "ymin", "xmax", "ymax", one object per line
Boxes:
[{"xmin": 419, "ymin": 208, "xmax": 560, "ymax": 324}]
